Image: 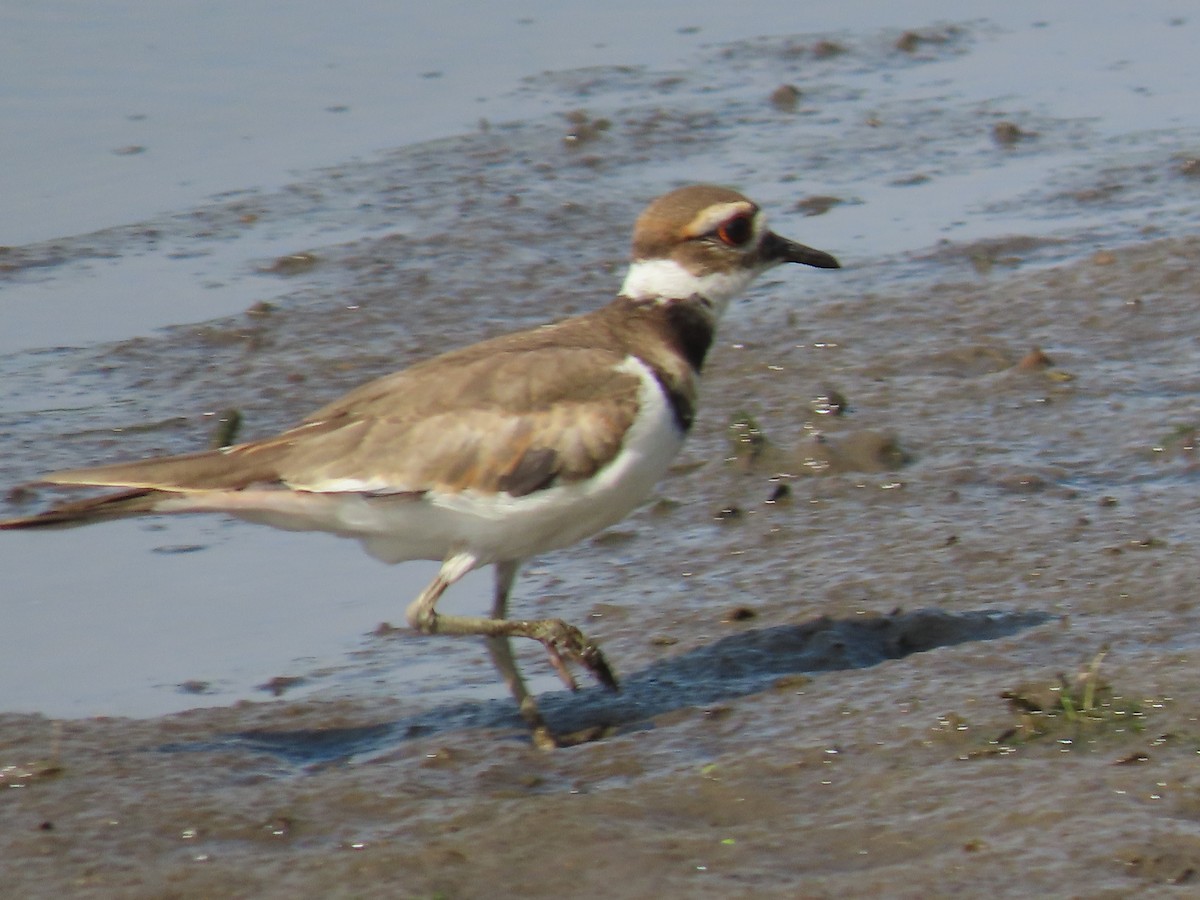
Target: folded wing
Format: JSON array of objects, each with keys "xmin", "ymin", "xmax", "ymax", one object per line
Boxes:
[{"xmin": 18, "ymin": 345, "xmax": 644, "ymax": 504}]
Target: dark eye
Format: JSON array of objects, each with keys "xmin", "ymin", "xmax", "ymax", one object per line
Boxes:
[{"xmin": 716, "ymin": 214, "xmax": 753, "ymax": 247}]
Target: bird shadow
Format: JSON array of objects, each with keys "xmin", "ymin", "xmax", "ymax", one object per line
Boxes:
[{"xmin": 162, "ymin": 606, "xmax": 1053, "ymax": 766}]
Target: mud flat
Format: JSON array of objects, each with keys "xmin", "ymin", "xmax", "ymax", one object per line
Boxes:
[
  {"xmin": 4, "ymin": 11, "xmax": 1200, "ymax": 897},
  {"xmin": 5, "ymin": 232, "xmax": 1200, "ymax": 896}
]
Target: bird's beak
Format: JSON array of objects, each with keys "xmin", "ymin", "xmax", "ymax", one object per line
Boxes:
[{"xmin": 761, "ymin": 231, "xmax": 841, "ymax": 269}]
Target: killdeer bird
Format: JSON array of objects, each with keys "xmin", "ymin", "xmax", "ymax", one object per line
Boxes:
[{"xmin": 1, "ymin": 185, "xmax": 839, "ymax": 748}]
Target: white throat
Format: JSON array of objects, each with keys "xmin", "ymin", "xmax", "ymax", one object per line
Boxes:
[{"xmin": 619, "ymin": 258, "xmax": 759, "ymax": 318}]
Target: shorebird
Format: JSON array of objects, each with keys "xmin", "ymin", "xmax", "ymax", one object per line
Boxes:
[{"xmin": 1, "ymin": 185, "xmax": 840, "ymax": 748}]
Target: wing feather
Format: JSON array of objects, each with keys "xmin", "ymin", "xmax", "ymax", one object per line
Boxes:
[
  {"xmin": 276, "ymin": 347, "xmax": 643, "ymax": 494},
  {"xmin": 36, "ymin": 344, "xmax": 646, "ymax": 499}
]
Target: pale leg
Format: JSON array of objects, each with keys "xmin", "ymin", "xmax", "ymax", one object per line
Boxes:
[
  {"xmin": 484, "ymin": 560, "xmax": 556, "ymax": 749},
  {"xmin": 404, "ymin": 552, "xmax": 618, "ymax": 747}
]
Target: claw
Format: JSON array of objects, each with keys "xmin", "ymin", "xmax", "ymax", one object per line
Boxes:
[
  {"xmin": 544, "ymin": 640, "xmax": 581, "ymax": 692},
  {"xmin": 579, "ymin": 640, "xmax": 619, "ymax": 692},
  {"xmin": 533, "ymin": 620, "xmax": 621, "ymax": 693}
]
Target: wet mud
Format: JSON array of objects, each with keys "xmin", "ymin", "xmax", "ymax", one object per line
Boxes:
[
  {"xmin": 4, "ymin": 16, "xmax": 1200, "ymax": 899},
  {"xmin": 6, "ymin": 231, "xmax": 1200, "ymax": 896}
]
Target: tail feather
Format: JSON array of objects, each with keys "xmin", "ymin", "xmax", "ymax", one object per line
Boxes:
[
  {"xmin": 0, "ymin": 422, "xmax": 319, "ymax": 529},
  {"xmin": 45, "ymin": 443, "xmax": 285, "ymax": 492},
  {"xmin": 0, "ymin": 488, "xmax": 166, "ymax": 530}
]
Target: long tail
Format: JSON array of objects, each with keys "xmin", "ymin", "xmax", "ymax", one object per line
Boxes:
[
  {"xmin": 0, "ymin": 488, "xmax": 167, "ymax": 530},
  {"xmin": 2, "ymin": 434, "xmax": 295, "ymax": 530}
]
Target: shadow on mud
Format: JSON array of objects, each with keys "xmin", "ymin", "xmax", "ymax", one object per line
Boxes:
[{"xmin": 182, "ymin": 607, "xmax": 1052, "ymax": 765}]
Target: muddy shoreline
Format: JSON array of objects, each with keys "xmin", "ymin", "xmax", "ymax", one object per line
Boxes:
[
  {"xmin": 5, "ymin": 14, "xmax": 1200, "ymax": 896},
  {"xmin": 5, "ymin": 234, "xmax": 1200, "ymax": 896}
]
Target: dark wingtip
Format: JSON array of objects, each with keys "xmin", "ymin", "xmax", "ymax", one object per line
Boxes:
[{"xmin": 0, "ymin": 487, "xmax": 159, "ymax": 530}]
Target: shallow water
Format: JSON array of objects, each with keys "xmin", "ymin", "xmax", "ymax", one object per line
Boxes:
[{"xmin": 3, "ymin": 3, "xmax": 1200, "ymax": 896}]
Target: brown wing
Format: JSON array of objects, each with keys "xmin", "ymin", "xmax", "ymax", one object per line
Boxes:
[
  {"xmin": 275, "ymin": 345, "xmax": 643, "ymax": 494},
  {"xmin": 34, "ymin": 344, "xmax": 644, "ymax": 498}
]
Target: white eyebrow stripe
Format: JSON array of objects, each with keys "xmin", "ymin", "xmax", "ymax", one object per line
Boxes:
[{"xmin": 682, "ymin": 201, "xmax": 757, "ymax": 237}]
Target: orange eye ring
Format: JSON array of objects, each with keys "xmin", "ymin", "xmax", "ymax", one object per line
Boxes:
[{"xmin": 716, "ymin": 214, "xmax": 753, "ymax": 247}]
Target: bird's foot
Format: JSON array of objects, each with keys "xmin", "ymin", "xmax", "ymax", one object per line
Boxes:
[{"xmin": 529, "ymin": 619, "xmax": 619, "ymax": 693}]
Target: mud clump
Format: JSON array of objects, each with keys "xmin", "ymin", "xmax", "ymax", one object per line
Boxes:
[
  {"xmin": 795, "ymin": 429, "xmax": 911, "ymax": 475},
  {"xmin": 769, "ymin": 84, "xmax": 802, "ymax": 112},
  {"xmin": 992, "ymin": 121, "xmax": 1036, "ymax": 147},
  {"xmin": 794, "ymin": 195, "xmax": 845, "ymax": 217}
]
